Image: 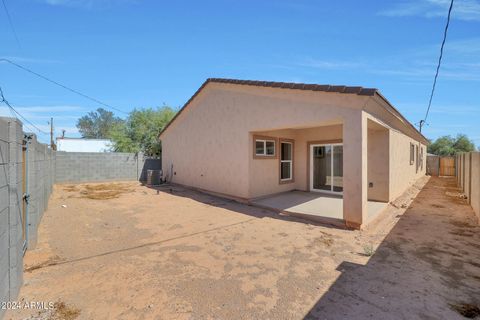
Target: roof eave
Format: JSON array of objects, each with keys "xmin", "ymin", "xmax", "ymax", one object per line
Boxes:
[{"xmin": 373, "ymin": 92, "xmax": 429, "ymax": 145}]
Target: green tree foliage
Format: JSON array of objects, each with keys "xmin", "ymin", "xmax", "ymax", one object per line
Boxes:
[
  {"xmin": 109, "ymin": 106, "xmax": 176, "ymax": 155},
  {"xmin": 76, "ymin": 108, "xmax": 124, "ymax": 139},
  {"xmin": 428, "ymin": 134, "xmax": 476, "ymax": 156}
]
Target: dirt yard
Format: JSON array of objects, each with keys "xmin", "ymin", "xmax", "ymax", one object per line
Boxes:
[{"xmin": 5, "ymin": 177, "xmax": 480, "ymax": 319}]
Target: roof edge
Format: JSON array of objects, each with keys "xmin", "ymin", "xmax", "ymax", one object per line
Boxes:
[
  {"xmin": 372, "ymin": 92, "xmax": 429, "ymax": 144},
  {"xmin": 158, "ymin": 78, "xmax": 378, "ymax": 138}
]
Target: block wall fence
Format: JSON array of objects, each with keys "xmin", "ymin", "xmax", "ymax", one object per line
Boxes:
[
  {"xmin": 0, "ymin": 117, "xmax": 161, "ymax": 318},
  {"xmin": 55, "ymin": 151, "xmax": 160, "ymax": 183},
  {"xmin": 456, "ymin": 152, "xmax": 480, "ymax": 222},
  {"xmin": 0, "ymin": 118, "xmax": 27, "ymax": 318}
]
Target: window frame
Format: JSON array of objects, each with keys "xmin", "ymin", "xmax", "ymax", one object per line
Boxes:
[
  {"xmin": 420, "ymin": 146, "xmax": 424, "ymax": 170},
  {"xmin": 253, "ymin": 135, "xmax": 277, "ymax": 159},
  {"xmin": 279, "ymin": 139, "xmax": 294, "ymax": 184},
  {"xmin": 410, "ymin": 143, "xmax": 415, "ymax": 165}
]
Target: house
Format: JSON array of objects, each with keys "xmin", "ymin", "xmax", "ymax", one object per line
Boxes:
[
  {"xmin": 56, "ymin": 137, "xmax": 112, "ymax": 152},
  {"xmin": 159, "ymin": 78, "xmax": 428, "ymax": 229}
]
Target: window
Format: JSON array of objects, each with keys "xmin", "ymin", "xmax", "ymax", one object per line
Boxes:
[
  {"xmin": 420, "ymin": 147, "xmax": 424, "ymax": 170},
  {"xmin": 410, "ymin": 143, "xmax": 415, "ymax": 165},
  {"xmin": 255, "ymin": 138, "xmax": 276, "ymax": 157},
  {"xmin": 415, "ymin": 145, "xmax": 419, "ymax": 172},
  {"xmin": 280, "ymin": 140, "xmax": 293, "ymax": 182}
]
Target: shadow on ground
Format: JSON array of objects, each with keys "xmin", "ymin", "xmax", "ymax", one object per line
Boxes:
[
  {"xmin": 148, "ymin": 183, "xmax": 349, "ymax": 229},
  {"xmin": 303, "ymin": 177, "xmax": 480, "ymax": 319}
]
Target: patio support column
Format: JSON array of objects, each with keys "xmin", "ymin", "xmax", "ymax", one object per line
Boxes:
[{"xmin": 343, "ymin": 111, "xmax": 367, "ymax": 229}]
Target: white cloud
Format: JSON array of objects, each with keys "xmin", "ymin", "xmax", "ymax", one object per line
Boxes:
[
  {"xmin": 294, "ymin": 38, "xmax": 480, "ymax": 82},
  {"xmin": 0, "ymin": 105, "xmax": 86, "ymax": 124},
  {"xmin": 369, "ymin": 37, "xmax": 480, "ymax": 81},
  {"xmin": 0, "ymin": 105, "xmax": 83, "ymax": 141},
  {"xmin": 40, "ymin": 0, "xmax": 139, "ymax": 9},
  {"xmin": 379, "ymin": 0, "xmax": 480, "ymax": 21},
  {"xmin": 10, "ymin": 105, "xmax": 85, "ymax": 112},
  {"xmin": 297, "ymin": 58, "xmax": 364, "ymax": 70},
  {"xmin": 396, "ymin": 103, "xmax": 480, "ymax": 115}
]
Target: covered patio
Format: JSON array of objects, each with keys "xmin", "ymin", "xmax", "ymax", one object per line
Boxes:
[
  {"xmin": 251, "ymin": 191, "xmax": 388, "ymax": 227},
  {"xmin": 248, "ymin": 113, "xmax": 392, "ymax": 228}
]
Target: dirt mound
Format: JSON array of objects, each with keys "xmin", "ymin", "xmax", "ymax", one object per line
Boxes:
[{"xmin": 63, "ymin": 183, "xmax": 134, "ymax": 200}]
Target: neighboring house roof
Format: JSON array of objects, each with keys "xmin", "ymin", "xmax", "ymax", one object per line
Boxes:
[{"xmin": 159, "ymin": 78, "xmax": 428, "ymax": 143}]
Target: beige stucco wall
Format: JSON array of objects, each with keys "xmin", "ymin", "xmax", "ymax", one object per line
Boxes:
[
  {"xmin": 161, "ymin": 82, "xmax": 427, "ymax": 227},
  {"xmin": 160, "ymin": 88, "xmax": 251, "ymax": 198},
  {"xmin": 367, "ymin": 122, "xmax": 390, "ymax": 202},
  {"xmin": 389, "ymin": 130, "xmax": 427, "ymax": 200},
  {"xmin": 249, "ymin": 125, "xmax": 343, "ymax": 198},
  {"xmin": 248, "ymin": 128, "xmax": 297, "ymax": 197},
  {"xmin": 162, "ymin": 83, "xmax": 367, "ymax": 199}
]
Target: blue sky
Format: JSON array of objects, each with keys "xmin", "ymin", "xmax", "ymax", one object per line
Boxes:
[{"xmin": 0, "ymin": 0, "xmax": 479, "ymax": 146}]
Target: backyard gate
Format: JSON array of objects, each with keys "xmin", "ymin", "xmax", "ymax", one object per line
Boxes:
[{"xmin": 439, "ymin": 156, "xmax": 456, "ymax": 176}]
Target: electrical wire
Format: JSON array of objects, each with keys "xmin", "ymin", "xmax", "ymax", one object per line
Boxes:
[
  {"xmin": 0, "ymin": 58, "xmax": 128, "ymax": 115},
  {"xmin": 420, "ymin": 0, "xmax": 454, "ymax": 132},
  {"xmin": 1, "ymin": 0, "xmax": 21, "ymax": 49},
  {"xmin": 0, "ymin": 86, "xmax": 49, "ymax": 135}
]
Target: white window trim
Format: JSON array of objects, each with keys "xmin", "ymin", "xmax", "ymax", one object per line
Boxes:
[
  {"xmin": 280, "ymin": 141, "xmax": 293, "ymax": 181},
  {"xmin": 255, "ymin": 139, "xmax": 276, "ymax": 157}
]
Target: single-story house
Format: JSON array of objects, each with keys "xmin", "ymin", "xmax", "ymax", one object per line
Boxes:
[{"xmin": 159, "ymin": 78, "xmax": 427, "ymax": 229}]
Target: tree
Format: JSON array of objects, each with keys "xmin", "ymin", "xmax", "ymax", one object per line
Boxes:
[
  {"xmin": 428, "ymin": 134, "xmax": 476, "ymax": 156},
  {"xmin": 109, "ymin": 106, "xmax": 176, "ymax": 155},
  {"xmin": 76, "ymin": 108, "xmax": 124, "ymax": 139}
]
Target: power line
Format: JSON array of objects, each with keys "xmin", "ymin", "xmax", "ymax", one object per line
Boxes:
[
  {"xmin": 1, "ymin": 0, "xmax": 21, "ymax": 49},
  {"xmin": 0, "ymin": 86, "xmax": 49, "ymax": 135},
  {"xmin": 1, "ymin": 90, "xmax": 38, "ymax": 134},
  {"xmin": 420, "ymin": 0, "xmax": 454, "ymax": 132},
  {"xmin": 0, "ymin": 58, "xmax": 128, "ymax": 115}
]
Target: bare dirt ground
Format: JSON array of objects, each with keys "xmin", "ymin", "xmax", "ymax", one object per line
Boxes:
[{"xmin": 5, "ymin": 176, "xmax": 480, "ymax": 320}]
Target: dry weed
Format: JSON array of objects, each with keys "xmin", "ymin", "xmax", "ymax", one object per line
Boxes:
[
  {"xmin": 450, "ymin": 302, "xmax": 480, "ymax": 318},
  {"xmin": 78, "ymin": 183, "xmax": 133, "ymax": 200}
]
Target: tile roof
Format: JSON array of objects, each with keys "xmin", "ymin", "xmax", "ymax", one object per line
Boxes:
[{"xmin": 207, "ymin": 78, "xmax": 378, "ymax": 96}]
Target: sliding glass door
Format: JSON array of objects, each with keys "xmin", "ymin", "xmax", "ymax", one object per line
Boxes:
[{"xmin": 310, "ymin": 143, "xmax": 343, "ymax": 194}]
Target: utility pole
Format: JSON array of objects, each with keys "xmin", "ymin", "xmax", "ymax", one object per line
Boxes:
[{"xmin": 50, "ymin": 117, "xmax": 55, "ymax": 150}]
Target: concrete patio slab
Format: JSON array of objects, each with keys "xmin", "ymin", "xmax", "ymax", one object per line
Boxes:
[{"xmin": 252, "ymin": 191, "xmax": 388, "ymax": 226}]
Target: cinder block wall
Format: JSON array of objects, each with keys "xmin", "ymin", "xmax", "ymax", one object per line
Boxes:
[
  {"xmin": 1, "ymin": 117, "xmax": 161, "ymax": 315},
  {"xmin": 0, "ymin": 117, "xmax": 14, "ymax": 317},
  {"xmin": 26, "ymin": 135, "xmax": 55, "ymax": 248},
  {"xmin": 1, "ymin": 118, "xmax": 24, "ymax": 316},
  {"xmin": 55, "ymin": 151, "xmax": 161, "ymax": 183},
  {"xmin": 0, "ymin": 118, "xmax": 56, "ymax": 318},
  {"xmin": 457, "ymin": 152, "xmax": 480, "ymax": 222}
]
